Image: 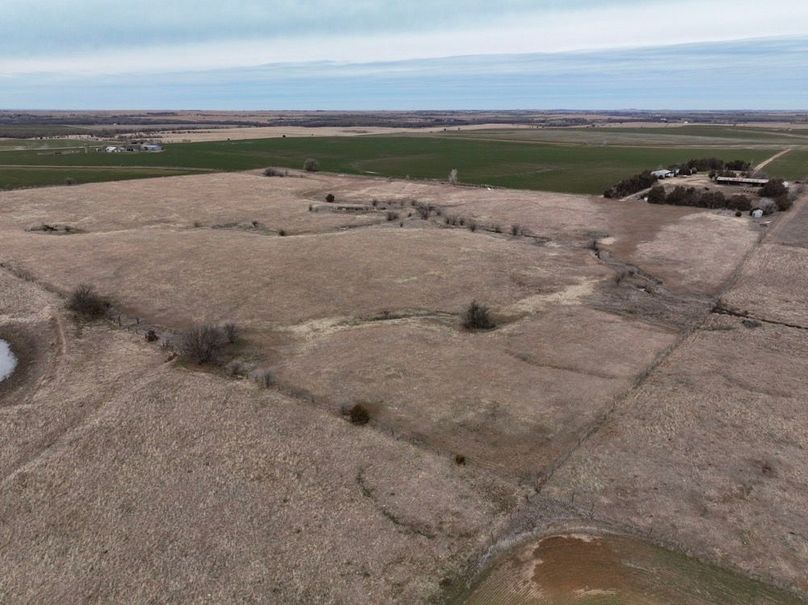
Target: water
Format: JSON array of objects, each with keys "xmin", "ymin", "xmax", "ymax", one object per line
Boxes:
[{"xmin": 0, "ymin": 340, "xmax": 16, "ymax": 382}]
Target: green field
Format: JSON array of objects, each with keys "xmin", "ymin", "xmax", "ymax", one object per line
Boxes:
[
  {"xmin": 0, "ymin": 166, "xmax": 208, "ymax": 190},
  {"xmin": 436, "ymin": 125, "xmax": 808, "ymax": 148},
  {"xmin": 767, "ymin": 150, "xmax": 808, "ymax": 181},
  {"xmin": 0, "ymin": 135, "xmax": 786, "ymax": 194}
]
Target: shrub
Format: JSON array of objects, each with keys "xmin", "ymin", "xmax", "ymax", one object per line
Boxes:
[
  {"xmin": 386, "ymin": 211, "xmax": 399, "ymax": 221},
  {"xmin": 65, "ymin": 177, "xmax": 76, "ymax": 186},
  {"xmin": 67, "ymin": 284, "xmax": 109, "ymax": 319},
  {"xmin": 647, "ymin": 185, "xmax": 666, "ymax": 204},
  {"xmin": 278, "ymin": 229, "xmax": 287, "ymax": 236},
  {"xmin": 263, "ymin": 167, "xmax": 287, "ymax": 177},
  {"xmin": 463, "ymin": 301, "xmax": 495, "ymax": 331},
  {"xmin": 303, "ymin": 158, "xmax": 320, "ymax": 172},
  {"xmin": 727, "ymin": 194, "xmax": 752, "ymax": 212},
  {"xmin": 177, "ymin": 324, "xmax": 225, "ymax": 365},
  {"xmin": 415, "ymin": 204, "xmax": 431, "ymax": 220},
  {"xmin": 348, "ymin": 403, "xmax": 370, "ymax": 425},
  {"xmin": 226, "ymin": 360, "xmax": 249, "ymax": 377},
  {"xmin": 145, "ymin": 329, "xmax": 159, "ymax": 343},
  {"xmin": 251, "ymin": 368, "xmax": 273, "ymax": 388},
  {"xmin": 325, "ymin": 193, "xmax": 335, "ymax": 203},
  {"xmin": 467, "ymin": 220, "xmax": 477, "ymax": 232},
  {"xmin": 222, "ymin": 322, "xmax": 238, "ymax": 344},
  {"xmin": 510, "ymin": 224, "xmax": 522, "ymax": 236},
  {"xmin": 776, "ymin": 195, "xmax": 793, "ymax": 211},
  {"xmin": 494, "ymin": 224, "xmax": 502, "ymax": 234},
  {"xmin": 454, "ymin": 454, "xmax": 466, "ymax": 465}
]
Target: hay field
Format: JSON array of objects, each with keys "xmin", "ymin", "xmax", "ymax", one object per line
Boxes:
[{"xmin": 1, "ymin": 171, "xmax": 804, "ymax": 603}]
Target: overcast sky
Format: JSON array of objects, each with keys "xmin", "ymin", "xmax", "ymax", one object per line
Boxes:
[{"xmin": 2, "ymin": 0, "xmax": 807, "ymax": 109}]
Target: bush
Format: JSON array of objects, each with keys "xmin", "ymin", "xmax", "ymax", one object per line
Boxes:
[
  {"xmin": 776, "ymin": 195, "xmax": 793, "ymax": 211},
  {"xmin": 263, "ymin": 167, "xmax": 287, "ymax": 177},
  {"xmin": 647, "ymin": 185, "xmax": 666, "ymax": 204},
  {"xmin": 222, "ymin": 322, "xmax": 238, "ymax": 344},
  {"xmin": 415, "ymin": 204, "xmax": 431, "ymax": 220},
  {"xmin": 348, "ymin": 403, "xmax": 370, "ymax": 425},
  {"xmin": 454, "ymin": 454, "xmax": 466, "ymax": 465},
  {"xmin": 727, "ymin": 194, "xmax": 752, "ymax": 212},
  {"xmin": 145, "ymin": 329, "xmax": 159, "ymax": 343},
  {"xmin": 251, "ymin": 368, "xmax": 273, "ymax": 388},
  {"xmin": 226, "ymin": 360, "xmax": 249, "ymax": 377},
  {"xmin": 303, "ymin": 158, "xmax": 320, "ymax": 172},
  {"xmin": 386, "ymin": 211, "xmax": 399, "ymax": 221},
  {"xmin": 510, "ymin": 224, "xmax": 522, "ymax": 236},
  {"xmin": 67, "ymin": 284, "xmax": 109, "ymax": 319},
  {"xmin": 467, "ymin": 220, "xmax": 477, "ymax": 232},
  {"xmin": 177, "ymin": 324, "xmax": 225, "ymax": 364},
  {"xmin": 463, "ymin": 301, "xmax": 495, "ymax": 331},
  {"xmin": 325, "ymin": 193, "xmax": 335, "ymax": 203}
]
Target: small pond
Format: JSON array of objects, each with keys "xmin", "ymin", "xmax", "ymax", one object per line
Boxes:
[{"xmin": 0, "ymin": 339, "xmax": 17, "ymax": 382}]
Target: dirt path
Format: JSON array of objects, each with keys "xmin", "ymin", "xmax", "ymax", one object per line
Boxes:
[{"xmin": 755, "ymin": 148, "xmax": 792, "ymax": 172}]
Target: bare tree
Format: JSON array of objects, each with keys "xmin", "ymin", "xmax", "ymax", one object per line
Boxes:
[{"xmin": 448, "ymin": 168, "xmax": 458, "ymax": 185}]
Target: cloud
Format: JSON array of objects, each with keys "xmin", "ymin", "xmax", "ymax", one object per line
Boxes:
[
  {"xmin": 2, "ymin": 38, "xmax": 806, "ymax": 110},
  {"xmin": 1, "ymin": 0, "xmax": 806, "ymax": 75}
]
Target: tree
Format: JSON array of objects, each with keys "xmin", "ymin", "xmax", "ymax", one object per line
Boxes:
[
  {"xmin": 760, "ymin": 179, "xmax": 788, "ymax": 199},
  {"xmin": 448, "ymin": 169, "xmax": 458, "ymax": 185},
  {"xmin": 647, "ymin": 185, "xmax": 666, "ymax": 204},
  {"xmin": 303, "ymin": 158, "xmax": 320, "ymax": 172}
]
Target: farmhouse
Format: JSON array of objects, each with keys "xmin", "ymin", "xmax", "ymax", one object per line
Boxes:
[
  {"xmin": 102, "ymin": 142, "xmax": 163, "ymax": 153},
  {"xmin": 715, "ymin": 176, "xmax": 770, "ymax": 186}
]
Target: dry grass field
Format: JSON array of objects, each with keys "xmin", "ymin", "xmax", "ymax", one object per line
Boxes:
[{"xmin": 1, "ymin": 169, "xmax": 805, "ymax": 603}]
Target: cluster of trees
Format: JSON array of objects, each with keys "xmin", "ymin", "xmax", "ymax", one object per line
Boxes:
[
  {"xmin": 647, "ymin": 185, "xmax": 755, "ymax": 211},
  {"xmin": 603, "ymin": 171, "xmax": 657, "ymax": 198},
  {"xmin": 679, "ymin": 157, "xmax": 751, "ymax": 174},
  {"xmin": 760, "ymin": 179, "xmax": 791, "ymax": 210}
]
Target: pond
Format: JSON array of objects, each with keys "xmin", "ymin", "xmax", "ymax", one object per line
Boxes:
[
  {"xmin": 457, "ymin": 532, "xmax": 802, "ymax": 605},
  {"xmin": 0, "ymin": 339, "xmax": 17, "ymax": 382}
]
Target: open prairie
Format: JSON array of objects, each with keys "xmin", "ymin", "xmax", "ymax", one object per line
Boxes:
[{"xmin": 2, "ymin": 167, "xmax": 806, "ymax": 603}]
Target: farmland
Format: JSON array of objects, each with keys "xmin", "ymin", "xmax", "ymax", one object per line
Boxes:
[
  {"xmin": 0, "ymin": 133, "xmax": 789, "ymax": 193},
  {"xmin": 1, "ymin": 166, "xmax": 807, "ymax": 603}
]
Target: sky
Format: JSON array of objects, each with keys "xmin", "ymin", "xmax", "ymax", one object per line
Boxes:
[{"xmin": 1, "ymin": 0, "xmax": 807, "ymax": 109}]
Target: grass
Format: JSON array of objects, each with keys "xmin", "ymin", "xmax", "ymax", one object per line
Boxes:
[
  {"xmin": 0, "ymin": 166, "xmax": 209, "ymax": 190},
  {"xmin": 766, "ymin": 150, "xmax": 808, "ymax": 180},
  {"xmin": 0, "ymin": 134, "xmax": 780, "ymax": 194},
  {"xmin": 438, "ymin": 125, "xmax": 808, "ymax": 148}
]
